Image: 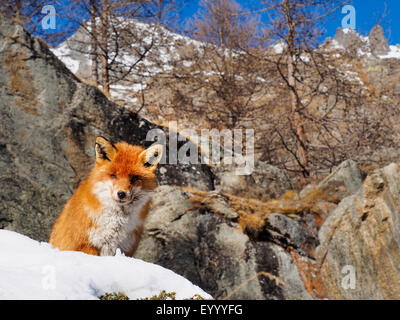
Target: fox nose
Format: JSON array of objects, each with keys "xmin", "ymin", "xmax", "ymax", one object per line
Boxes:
[{"xmin": 117, "ymin": 191, "xmax": 126, "ymax": 200}]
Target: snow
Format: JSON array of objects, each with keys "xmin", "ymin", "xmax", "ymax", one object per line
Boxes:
[
  {"xmin": 300, "ymin": 54, "xmax": 310, "ymax": 63},
  {"xmin": 330, "ymin": 39, "xmax": 344, "ymax": 50},
  {"xmin": 272, "ymin": 42, "xmax": 285, "ymax": 54},
  {"xmin": 357, "ymin": 48, "xmax": 372, "ymax": 58},
  {"xmin": 131, "ymin": 83, "xmax": 147, "ymax": 92},
  {"xmin": 0, "ymin": 230, "xmax": 212, "ymax": 300},
  {"xmin": 182, "ymin": 60, "xmax": 193, "ymax": 68},
  {"xmin": 344, "ymin": 70, "xmax": 364, "ymax": 85},
  {"xmin": 342, "ymin": 28, "xmax": 353, "ymax": 34},
  {"xmin": 379, "ymin": 45, "xmax": 400, "ymax": 60},
  {"xmin": 52, "ymin": 45, "xmax": 80, "ymax": 74}
]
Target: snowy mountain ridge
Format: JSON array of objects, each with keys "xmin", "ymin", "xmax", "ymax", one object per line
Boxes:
[
  {"xmin": 328, "ymin": 26, "xmax": 400, "ymax": 59},
  {"xmin": 53, "ymin": 20, "xmax": 400, "ymax": 110},
  {"xmin": 52, "ymin": 19, "xmax": 203, "ymax": 106}
]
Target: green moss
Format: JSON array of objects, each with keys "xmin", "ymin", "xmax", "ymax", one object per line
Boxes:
[
  {"xmin": 184, "ymin": 294, "xmax": 206, "ymax": 300},
  {"xmin": 139, "ymin": 290, "xmax": 177, "ymax": 300},
  {"xmin": 99, "ymin": 292, "xmax": 130, "ymax": 300},
  {"xmin": 100, "ymin": 290, "xmax": 207, "ymax": 300}
]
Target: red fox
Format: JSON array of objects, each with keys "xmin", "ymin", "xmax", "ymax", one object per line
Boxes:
[{"xmin": 49, "ymin": 136, "xmax": 163, "ymax": 257}]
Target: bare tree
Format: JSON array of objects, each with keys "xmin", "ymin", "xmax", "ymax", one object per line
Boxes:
[
  {"xmin": 253, "ymin": 0, "xmax": 349, "ymax": 183},
  {"xmin": 52, "ymin": 0, "xmax": 175, "ymax": 97},
  {"xmin": 140, "ymin": 0, "xmax": 398, "ymax": 184},
  {"xmin": 0, "ymin": 0, "xmax": 45, "ymax": 31},
  {"xmin": 90, "ymin": 0, "xmax": 99, "ymax": 85},
  {"xmin": 154, "ymin": 0, "xmax": 268, "ymax": 131}
]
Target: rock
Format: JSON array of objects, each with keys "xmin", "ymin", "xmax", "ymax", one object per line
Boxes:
[
  {"xmin": 0, "ymin": 17, "xmax": 213, "ymax": 241},
  {"xmin": 369, "ymin": 25, "xmax": 390, "ymax": 56},
  {"xmin": 265, "ymin": 213, "xmax": 318, "ymax": 258},
  {"xmin": 318, "ymin": 160, "xmax": 365, "ymax": 201},
  {"xmin": 333, "ymin": 27, "xmax": 365, "ymax": 51},
  {"xmin": 212, "ymin": 159, "xmax": 293, "ymax": 201},
  {"xmin": 295, "ymin": 160, "xmax": 364, "ymax": 242},
  {"xmin": 272, "ymin": 245, "xmax": 314, "ymax": 300},
  {"xmin": 332, "ymin": 25, "xmax": 390, "ymax": 57},
  {"xmin": 137, "ymin": 159, "xmax": 374, "ymax": 300},
  {"xmin": 135, "ymin": 186, "xmax": 317, "ymax": 300},
  {"xmin": 316, "ymin": 162, "xmax": 400, "ymax": 299},
  {"xmin": 298, "ymin": 183, "xmax": 317, "ymax": 199}
]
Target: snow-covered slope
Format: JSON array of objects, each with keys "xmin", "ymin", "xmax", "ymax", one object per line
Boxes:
[
  {"xmin": 0, "ymin": 230, "xmax": 212, "ymax": 300},
  {"xmin": 51, "ymin": 19, "xmax": 203, "ymax": 105}
]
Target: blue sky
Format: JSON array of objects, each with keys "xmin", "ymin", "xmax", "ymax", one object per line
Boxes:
[
  {"xmin": 178, "ymin": 0, "xmax": 399, "ymax": 44},
  {"xmin": 34, "ymin": 0, "xmax": 400, "ymax": 46}
]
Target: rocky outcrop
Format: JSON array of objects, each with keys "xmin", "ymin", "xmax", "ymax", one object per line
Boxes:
[
  {"xmin": 332, "ymin": 25, "xmax": 390, "ymax": 57},
  {"xmin": 212, "ymin": 159, "xmax": 293, "ymax": 201},
  {"xmin": 333, "ymin": 27, "xmax": 366, "ymax": 51},
  {"xmin": 369, "ymin": 25, "xmax": 390, "ymax": 56},
  {"xmin": 135, "ymin": 159, "xmax": 400, "ymax": 300},
  {"xmin": 135, "ymin": 186, "xmax": 315, "ymax": 300},
  {"xmin": 316, "ymin": 162, "xmax": 400, "ymax": 299},
  {"xmin": 0, "ymin": 17, "xmax": 213, "ymax": 241},
  {"xmin": 302, "ymin": 160, "xmax": 365, "ymax": 201}
]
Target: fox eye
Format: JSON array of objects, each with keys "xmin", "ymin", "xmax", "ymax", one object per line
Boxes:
[
  {"xmin": 130, "ymin": 175, "xmax": 140, "ymax": 184},
  {"xmin": 110, "ymin": 174, "xmax": 117, "ymax": 178}
]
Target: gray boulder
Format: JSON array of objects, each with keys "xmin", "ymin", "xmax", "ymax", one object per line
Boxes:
[
  {"xmin": 300, "ymin": 160, "xmax": 365, "ymax": 203},
  {"xmin": 316, "ymin": 162, "xmax": 400, "ymax": 299},
  {"xmin": 212, "ymin": 159, "xmax": 293, "ymax": 201},
  {"xmin": 318, "ymin": 159, "xmax": 365, "ymax": 200}
]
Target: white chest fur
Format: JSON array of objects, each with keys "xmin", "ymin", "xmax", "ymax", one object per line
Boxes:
[{"xmin": 88, "ymin": 181, "xmax": 151, "ymax": 256}]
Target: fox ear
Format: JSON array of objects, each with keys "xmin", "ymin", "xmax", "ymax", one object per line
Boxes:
[
  {"xmin": 140, "ymin": 144, "xmax": 163, "ymax": 172},
  {"xmin": 95, "ymin": 136, "xmax": 117, "ymax": 164}
]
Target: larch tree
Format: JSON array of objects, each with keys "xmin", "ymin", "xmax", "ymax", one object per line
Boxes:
[
  {"xmin": 256, "ymin": 0, "xmax": 349, "ymax": 183},
  {"xmin": 52, "ymin": 0, "xmax": 175, "ymax": 97},
  {"xmin": 159, "ymin": 0, "xmax": 268, "ymax": 130}
]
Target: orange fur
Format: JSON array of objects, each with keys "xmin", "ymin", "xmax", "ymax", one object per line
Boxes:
[{"xmin": 49, "ymin": 137, "xmax": 163, "ymax": 257}]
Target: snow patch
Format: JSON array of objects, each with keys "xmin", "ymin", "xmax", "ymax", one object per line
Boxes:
[
  {"xmin": 330, "ymin": 39, "xmax": 344, "ymax": 50},
  {"xmin": 342, "ymin": 28, "xmax": 354, "ymax": 34},
  {"xmin": 379, "ymin": 45, "xmax": 400, "ymax": 60},
  {"xmin": 272, "ymin": 42, "xmax": 285, "ymax": 54},
  {"xmin": 0, "ymin": 230, "xmax": 212, "ymax": 300},
  {"xmin": 52, "ymin": 45, "xmax": 80, "ymax": 74}
]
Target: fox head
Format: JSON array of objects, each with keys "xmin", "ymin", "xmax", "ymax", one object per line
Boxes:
[{"xmin": 91, "ymin": 136, "xmax": 163, "ymax": 206}]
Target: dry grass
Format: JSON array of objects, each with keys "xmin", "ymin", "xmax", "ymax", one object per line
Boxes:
[
  {"xmin": 183, "ymin": 185, "xmax": 340, "ymax": 238},
  {"xmin": 355, "ymin": 62, "xmax": 378, "ymax": 96}
]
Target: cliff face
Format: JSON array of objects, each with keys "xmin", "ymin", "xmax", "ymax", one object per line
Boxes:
[
  {"xmin": 317, "ymin": 162, "xmax": 400, "ymax": 299},
  {"xmin": 2, "ymin": 17, "xmax": 400, "ymax": 300}
]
